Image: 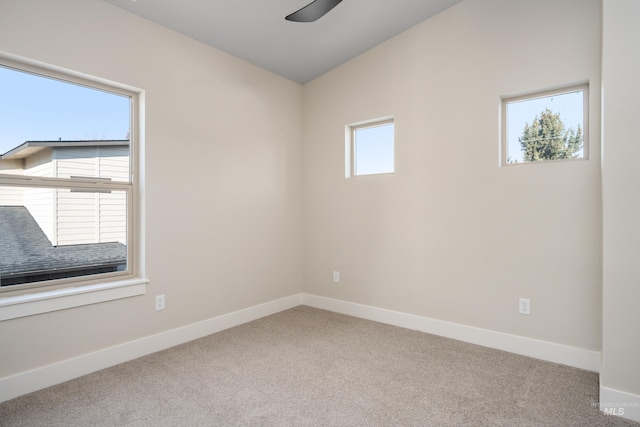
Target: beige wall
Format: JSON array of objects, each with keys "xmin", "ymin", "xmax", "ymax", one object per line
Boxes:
[
  {"xmin": 3, "ymin": 0, "xmax": 635, "ymax": 404},
  {"xmin": 0, "ymin": 0, "xmax": 303, "ymax": 377},
  {"xmin": 602, "ymin": 0, "xmax": 640, "ymax": 396},
  {"xmin": 303, "ymin": 0, "xmax": 602, "ymax": 350}
]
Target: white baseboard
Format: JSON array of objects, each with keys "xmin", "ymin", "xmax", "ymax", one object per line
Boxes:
[
  {"xmin": 302, "ymin": 294, "xmax": 601, "ymax": 372},
  {"xmin": 0, "ymin": 293, "xmax": 303, "ymax": 403},
  {"xmin": 0, "ymin": 292, "xmax": 603, "ymax": 404},
  {"xmin": 600, "ymin": 386, "xmax": 640, "ymax": 422}
]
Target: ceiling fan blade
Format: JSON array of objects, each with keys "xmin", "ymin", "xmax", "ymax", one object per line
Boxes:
[{"xmin": 285, "ymin": 0, "xmax": 343, "ymax": 22}]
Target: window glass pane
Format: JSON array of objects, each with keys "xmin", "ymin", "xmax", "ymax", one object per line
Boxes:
[
  {"xmin": 354, "ymin": 122, "xmax": 394, "ymax": 176},
  {"xmin": 0, "ymin": 66, "xmax": 131, "ymax": 181},
  {"xmin": 505, "ymin": 89, "xmax": 584, "ymax": 164},
  {"xmin": 0, "ymin": 186, "xmax": 127, "ymax": 288}
]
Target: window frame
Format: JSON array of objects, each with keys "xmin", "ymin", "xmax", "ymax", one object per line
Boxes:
[
  {"xmin": 346, "ymin": 117, "xmax": 395, "ymax": 178},
  {"xmin": 0, "ymin": 56, "xmax": 143, "ymax": 301},
  {"xmin": 501, "ymin": 84, "xmax": 589, "ymax": 166}
]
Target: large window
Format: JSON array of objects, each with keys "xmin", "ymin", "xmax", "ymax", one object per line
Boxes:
[
  {"xmin": 346, "ymin": 118, "xmax": 395, "ymax": 177},
  {"xmin": 0, "ymin": 59, "xmax": 137, "ymax": 292},
  {"xmin": 502, "ymin": 85, "xmax": 588, "ymax": 165}
]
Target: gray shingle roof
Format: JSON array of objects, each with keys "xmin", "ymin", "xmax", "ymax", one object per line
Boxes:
[{"xmin": 0, "ymin": 206, "xmax": 126, "ymax": 281}]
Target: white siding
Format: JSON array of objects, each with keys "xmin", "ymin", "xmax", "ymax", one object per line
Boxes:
[
  {"xmin": 55, "ymin": 147, "xmax": 99, "ymax": 179},
  {"xmin": 0, "ymin": 159, "xmax": 24, "ymax": 175},
  {"xmin": 97, "ymin": 146, "xmax": 129, "ymax": 182},
  {"xmin": 98, "ymin": 191, "xmax": 127, "ymax": 244},
  {"xmin": 0, "ymin": 186, "xmax": 24, "ymax": 206},
  {"xmin": 24, "ymin": 149, "xmax": 54, "ymax": 177},
  {"xmin": 54, "ymin": 146, "xmax": 128, "ymax": 245},
  {"xmin": 0, "ymin": 160, "xmax": 25, "ymax": 206},
  {"xmin": 55, "ymin": 189, "xmax": 98, "ymax": 245},
  {"xmin": 24, "ymin": 149, "xmax": 55, "ymax": 244},
  {"xmin": 0, "ymin": 146, "xmax": 129, "ymax": 246},
  {"xmin": 97, "ymin": 147, "xmax": 128, "ymax": 244},
  {"xmin": 55, "ymin": 147, "xmax": 98, "ymax": 245}
]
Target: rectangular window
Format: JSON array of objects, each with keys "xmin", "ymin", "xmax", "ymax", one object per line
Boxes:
[
  {"xmin": 347, "ymin": 118, "xmax": 394, "ymax": 177},
  {"xmin": 502, "ymin": 84, "xmax": 588, "ymax": 165},
  {"xmin": 0, "ymin": 59, "xmax": 137, "ymax": 292}
]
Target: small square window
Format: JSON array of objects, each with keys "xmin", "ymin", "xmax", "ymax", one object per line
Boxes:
[
  {"xmin": 347, "ymin": 119, "xmax": 394, "ymax": 177},
  {"xmin": 502, "ymin": 85, "xmax": 588, "ymax": 165}
]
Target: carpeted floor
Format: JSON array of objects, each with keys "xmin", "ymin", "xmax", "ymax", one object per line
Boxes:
[{"xmin": 1, "ymin": 306, "xmax": 638, "ymax": 426}]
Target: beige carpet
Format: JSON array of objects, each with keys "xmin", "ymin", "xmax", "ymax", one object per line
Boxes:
[{"xmin": 1, "ymin": 306, "xmax": 638, "ymax": 426}]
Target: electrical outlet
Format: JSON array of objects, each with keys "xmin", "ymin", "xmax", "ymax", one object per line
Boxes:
[
  {"xmin": 332, "ymin": 271, "xmax": 340, "ymax": 283},
  {"xmin": 519, "ymin": 298, "xmax": 530, "ymax": 315},
  {"xmin": 155, "ymin": 294, "xmax": 165, "ymax": 311}
]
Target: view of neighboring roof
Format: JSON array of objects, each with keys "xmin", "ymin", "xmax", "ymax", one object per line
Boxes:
[
  {"xmin": 0, "ymin": 206, "xmax": 126, "ymax": 286},
  {"xmin": 0, "ymin": 139, "xmax": 129, "ymax": 160}
]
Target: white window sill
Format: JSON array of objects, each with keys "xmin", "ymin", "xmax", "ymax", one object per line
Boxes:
[{"xmin": 0, "ymin": 278, "xmax": 148, "ymax": 321}]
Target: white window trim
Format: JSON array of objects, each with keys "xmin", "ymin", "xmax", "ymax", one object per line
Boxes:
[
  {"xmin": 0, "ymin": 53, "xmax": 146, "ymax": 319},
  {"xmin": 0, "ymin": 278, "xmax": 148, "ymax": 321},
  {"xmin": 501, "ymin": 83, "xmax": 589, "ymax": 166},
  {"xmin": 346, "ymin": 116, "xmax": 395, "ymax": 178}
]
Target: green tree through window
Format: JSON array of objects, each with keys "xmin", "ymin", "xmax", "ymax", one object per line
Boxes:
[{"xmin": 518, "ymin": 108, "xmax": 583, "ymax": 162}]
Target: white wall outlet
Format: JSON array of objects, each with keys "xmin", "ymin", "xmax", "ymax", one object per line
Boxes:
[
  {"xmin": 332, "ymin": 271, "xmax": 340, "ymax": 283},
  {"xmin": 519, "ymin": 298, "xmax": 530, "ymax": 315},
  {"xmin": 155, "ymin": 294, "xmax": 165, "ymax": 311}
]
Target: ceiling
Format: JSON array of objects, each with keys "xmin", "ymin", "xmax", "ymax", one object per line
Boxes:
[{"xmin": 102, "ymin": 0, "xmax": 463, "ymax": 84}]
